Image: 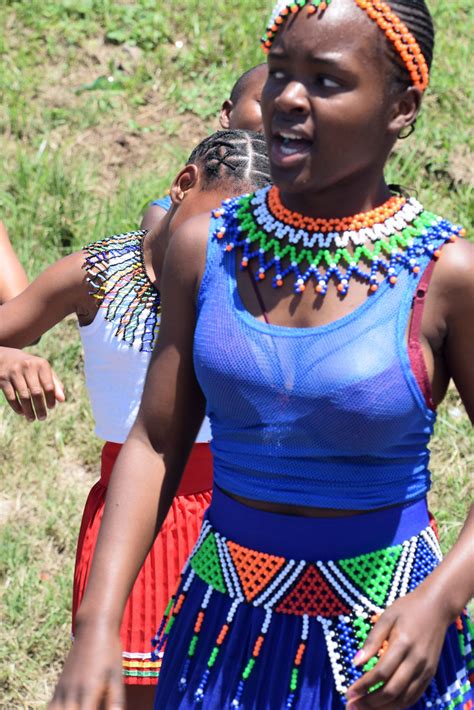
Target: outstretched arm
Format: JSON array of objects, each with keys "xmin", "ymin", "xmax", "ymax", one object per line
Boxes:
[
  {"xmin": 0, "ymin": 250, "xmax": 93, "ymax": 348},
  {"xmin": 0, "ymin": 221, "xmax": 28, "ymax": 303},
  {"xmin": 49, "ymin": 213, "xmax": 210, "ymax": 710}
]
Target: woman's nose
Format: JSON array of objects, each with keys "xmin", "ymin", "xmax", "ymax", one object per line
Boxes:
[{"xmin": 274, "ymin": 81, "xmax": 309, "ymax": 114}]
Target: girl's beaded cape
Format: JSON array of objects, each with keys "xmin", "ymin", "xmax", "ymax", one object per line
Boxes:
[
  {"xmin": 82, "ymin": 230, "xmax": 160, "ymax": 353},
  {"xmin": 213, "ymin": 185, "xmax": 464, "ymax": 295}
]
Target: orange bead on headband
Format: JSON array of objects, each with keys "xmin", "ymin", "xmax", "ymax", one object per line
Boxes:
[{"xmin": 261, "ymin": 0, "xmax": 429, "ymax": 92}]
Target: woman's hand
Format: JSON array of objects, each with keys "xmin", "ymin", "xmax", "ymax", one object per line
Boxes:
[
  {"xmin": 49, "ymin": 624, "xmax": 124, "ymax": 710},
  {"xmin": 346, "ymin": 586, "xmax": 451, "ymax": 709},
  {"xmin": 0, "ymin": 347, "xmax": 65, "ymax": 421}
]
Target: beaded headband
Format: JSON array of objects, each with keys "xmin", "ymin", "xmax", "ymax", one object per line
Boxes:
[{"xmin": 262, "ymin": 0, "xmax": 429, "ymax": 92}]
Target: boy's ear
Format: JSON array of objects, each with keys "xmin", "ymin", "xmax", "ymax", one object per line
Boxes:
[
  {"xmin": 219, "ymin": 99, "xmax": 233, "ymax": 129},
  {"xmin": 387, "ymin": 86, "xmax": 422, "ymax": 137},
  {"xmin": 169, "ymin": 164, "xmax": 200, "ymax": 205}
]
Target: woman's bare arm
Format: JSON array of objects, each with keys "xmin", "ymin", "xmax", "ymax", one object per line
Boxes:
[
  {"xmin": 347, "ymin": 239, "xmax": 474, "ymax": 709},
  {"xmin": 0, "ymin": 221, "xmax": 28, "ymax": 303},
  {"xmin": 438, "ymin": 238, "xmax": 474, "ymax": 421},
  {"xmin": 0, "ymin": 251, "xmax": 94, "ymax": 348},
  {"xmin": 49, "ymin": 213, "xmax": 210, "ymax": 710}
]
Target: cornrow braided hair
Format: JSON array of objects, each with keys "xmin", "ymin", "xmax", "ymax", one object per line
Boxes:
[
  {"xmin": 385, "ymin": 0, "xmax": 435, "ymax": 82},
  {"xmin": 186, "ymin": 130, "xmax": 271, "ymax": 192}
]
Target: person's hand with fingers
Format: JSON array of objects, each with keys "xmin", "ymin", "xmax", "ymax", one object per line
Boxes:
[
  {"xmin": 48, "ymin": 622, "xmax": 124, "ymax": 710},
  {"xmin": 0, "ymin": 346, "xmax": 65, "ymax": 421},
  {"xmin": 346, "ymin": 585, "xmax": 451, "ymax": 709}
]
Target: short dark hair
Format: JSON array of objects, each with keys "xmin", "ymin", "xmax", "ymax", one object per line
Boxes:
[
  {"xmin": 229, "ymin": 64, "xmax": 267, "ymax": 105},
  {"xmin": 187, "ymin": 130, "xmax": 271, "ymax": 192}
]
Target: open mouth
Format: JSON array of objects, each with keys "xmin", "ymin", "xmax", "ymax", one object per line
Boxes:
[{"xmin": 271, "ymin": 130, "xmax": 313, "ymax": 165}]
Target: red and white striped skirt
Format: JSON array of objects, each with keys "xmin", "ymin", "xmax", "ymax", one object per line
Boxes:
[{"xmin": 72, "ymin": 441, "xmax": 213, "ymax": 685}]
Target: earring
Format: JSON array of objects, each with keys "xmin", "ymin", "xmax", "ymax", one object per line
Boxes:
[{"xmin": 398, "ymin": 123, "xmax": 416, "ymax": 140}]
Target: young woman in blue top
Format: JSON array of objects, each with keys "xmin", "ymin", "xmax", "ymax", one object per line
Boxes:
[
  {"xmin": 50, "ymin": 0, "xmax": 473, "ymax": 708},
  {"xmin": 140, "ymin": 64, "xmax": 268, "ymax": 233}
]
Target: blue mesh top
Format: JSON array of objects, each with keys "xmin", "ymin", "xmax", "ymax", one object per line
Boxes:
[
  {"xmin": 151, "ymin": 195, "xmax": 172, "ymax": 210},
  {"xmin": 193, "ymin": 214, "xmax": 453, "ymax": 510}
]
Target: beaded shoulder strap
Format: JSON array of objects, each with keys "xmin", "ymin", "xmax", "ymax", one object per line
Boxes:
[{"xmin": 82, "ymin": 230, "xmax": 161, "ymax": 353}]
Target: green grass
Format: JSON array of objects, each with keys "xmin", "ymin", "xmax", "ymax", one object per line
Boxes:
[{"xmin": 0, "ymin": 0, "xmax": 473, "ymax": 707}]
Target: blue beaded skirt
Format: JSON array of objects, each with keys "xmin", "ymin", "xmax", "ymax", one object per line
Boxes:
[{"xmin": 153, "ymin": 488, "xmax": 473, "ymax": 709}]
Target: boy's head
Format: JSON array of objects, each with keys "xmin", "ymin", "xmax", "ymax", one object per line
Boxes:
[
  {"xmin": 219, "ymin": 64, "xmax": 268, "ymax": 133},
  {"xmin": 167, "ymin": 129, "xmax": 271, "ymax": 231}
]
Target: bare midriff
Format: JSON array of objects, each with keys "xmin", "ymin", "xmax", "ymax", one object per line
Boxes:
[{"xmin": 222, "ymin": 488, "xmax": 383, "ymax": 518}]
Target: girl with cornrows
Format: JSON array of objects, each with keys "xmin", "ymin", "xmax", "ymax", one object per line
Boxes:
[
  {"xmin": 50, "ymin": 1, "xmax": 473, "ymax": 708},
  {"xmin": 0, "ymin": 130, "xmax": 270, "ymax": 710},
  {"xmin": 140, "ymin": 63, "xmax": 267, "ymax": 232}
]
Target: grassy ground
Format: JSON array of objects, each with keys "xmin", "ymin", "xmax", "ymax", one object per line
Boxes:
[{"xmin": 0, "ymin": 0, "xmax": 473, "ymax": 707}]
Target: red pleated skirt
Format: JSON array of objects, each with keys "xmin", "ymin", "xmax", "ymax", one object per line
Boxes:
[{"xmin": 72, "ymin": 442, "xmax": 213, "ymax": 685}]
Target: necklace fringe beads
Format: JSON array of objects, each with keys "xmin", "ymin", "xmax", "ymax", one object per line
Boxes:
[
  {"xmin": 212, "ymin": 186, "xmax": 464, "ymax": 297},
  {"xmin": 82, "ymin": 230, "xmax": 161, "ymax": 352}
]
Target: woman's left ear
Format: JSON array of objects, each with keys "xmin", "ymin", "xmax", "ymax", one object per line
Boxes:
[
  {"xmin": 169, "ymin": 164, "xmax": 200, "ymax": 205},
  {"xmin": 219, "ymin": 100, "xmax": 233, "ymax": 129},
  {"xmin": 387, "ymin": 86, "xmax": 423, "ymax": 137}
]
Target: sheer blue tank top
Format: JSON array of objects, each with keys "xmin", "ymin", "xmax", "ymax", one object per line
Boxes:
[{"xmin": 194, "ymin": 215, "xmax": 448, "ymax": 510}]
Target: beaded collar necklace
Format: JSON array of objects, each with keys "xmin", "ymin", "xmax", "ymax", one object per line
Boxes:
[
  {"xmin": 212, "ymin": 186, "xmax": 463, "ymax": 296},
  {"xmin": 83, "ymin": 230, "xmax": 161, "ymax": 352}
]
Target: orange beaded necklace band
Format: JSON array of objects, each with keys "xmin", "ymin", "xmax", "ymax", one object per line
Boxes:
[
  {"xmin": 262, "ymin": 0, "xmax": 429, "ymax": 92},
  {"xmin": 268, "ymin": 186, "xmax": 406, "ymax": 233}
]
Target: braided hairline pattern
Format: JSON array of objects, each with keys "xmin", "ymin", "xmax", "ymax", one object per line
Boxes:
[
  {"xmin": 263, "ymin": 0, "xmax": 434, "ymax": 91},
  {"xmin": 386, "ymin": 0, "xmax": 435, "ymax": 75},
  {"xmin": 187, "ymin": 130, "xmax": 271, "ymax": 191}
]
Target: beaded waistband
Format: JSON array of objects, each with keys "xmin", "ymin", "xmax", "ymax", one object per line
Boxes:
[{"xmin": 153, "ymin": 519, "xmax": 443, "ymax": 699}]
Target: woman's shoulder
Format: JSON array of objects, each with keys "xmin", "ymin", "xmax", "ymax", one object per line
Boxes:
[
  {"xmin": 432, "ymin": 234, "xmax": 473, "ymax": 297},
  {"xmin": 169, "ymin": 212, "xmax": 213, "ymax": 253},
  {"xmin": 424, "ymin": 234, "xmax": 474, "ymax": 336},
  {"xmin": 165, "ymin": 212, "xmax": 213, "ymax": 288}
]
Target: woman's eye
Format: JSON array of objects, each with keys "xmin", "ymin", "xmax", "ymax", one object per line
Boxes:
[{"xmin": 317, "ymin": 76, "xmax": 341, "ymax": 89}]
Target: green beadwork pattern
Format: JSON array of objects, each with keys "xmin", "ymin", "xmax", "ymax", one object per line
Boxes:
[
  {"xmin": 214, "ymin": 188, "xmax": 464, "ymax": 296},
  {"xmin": 190, "ymin": 532, "xmax": 227, "ymax": 594},
  {"xmin": 151, "ymin": 520, "xmax": 474, "ymax": 707},
  {"xmin": 339, "ymin": 545, "xmax": 403, "ymax": 607},
  {"xmin": 236, "ymin": 196, "xmax": 440, "ymax": 267}
]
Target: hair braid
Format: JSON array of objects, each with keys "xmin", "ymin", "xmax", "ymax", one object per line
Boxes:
[
  {"xmin": 187, "ymin": 130, "xmax": 271, "ymax": 192},
  {"xmin": 385, "ymin": 0, "xmax": 435, "ymax": 85}
]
